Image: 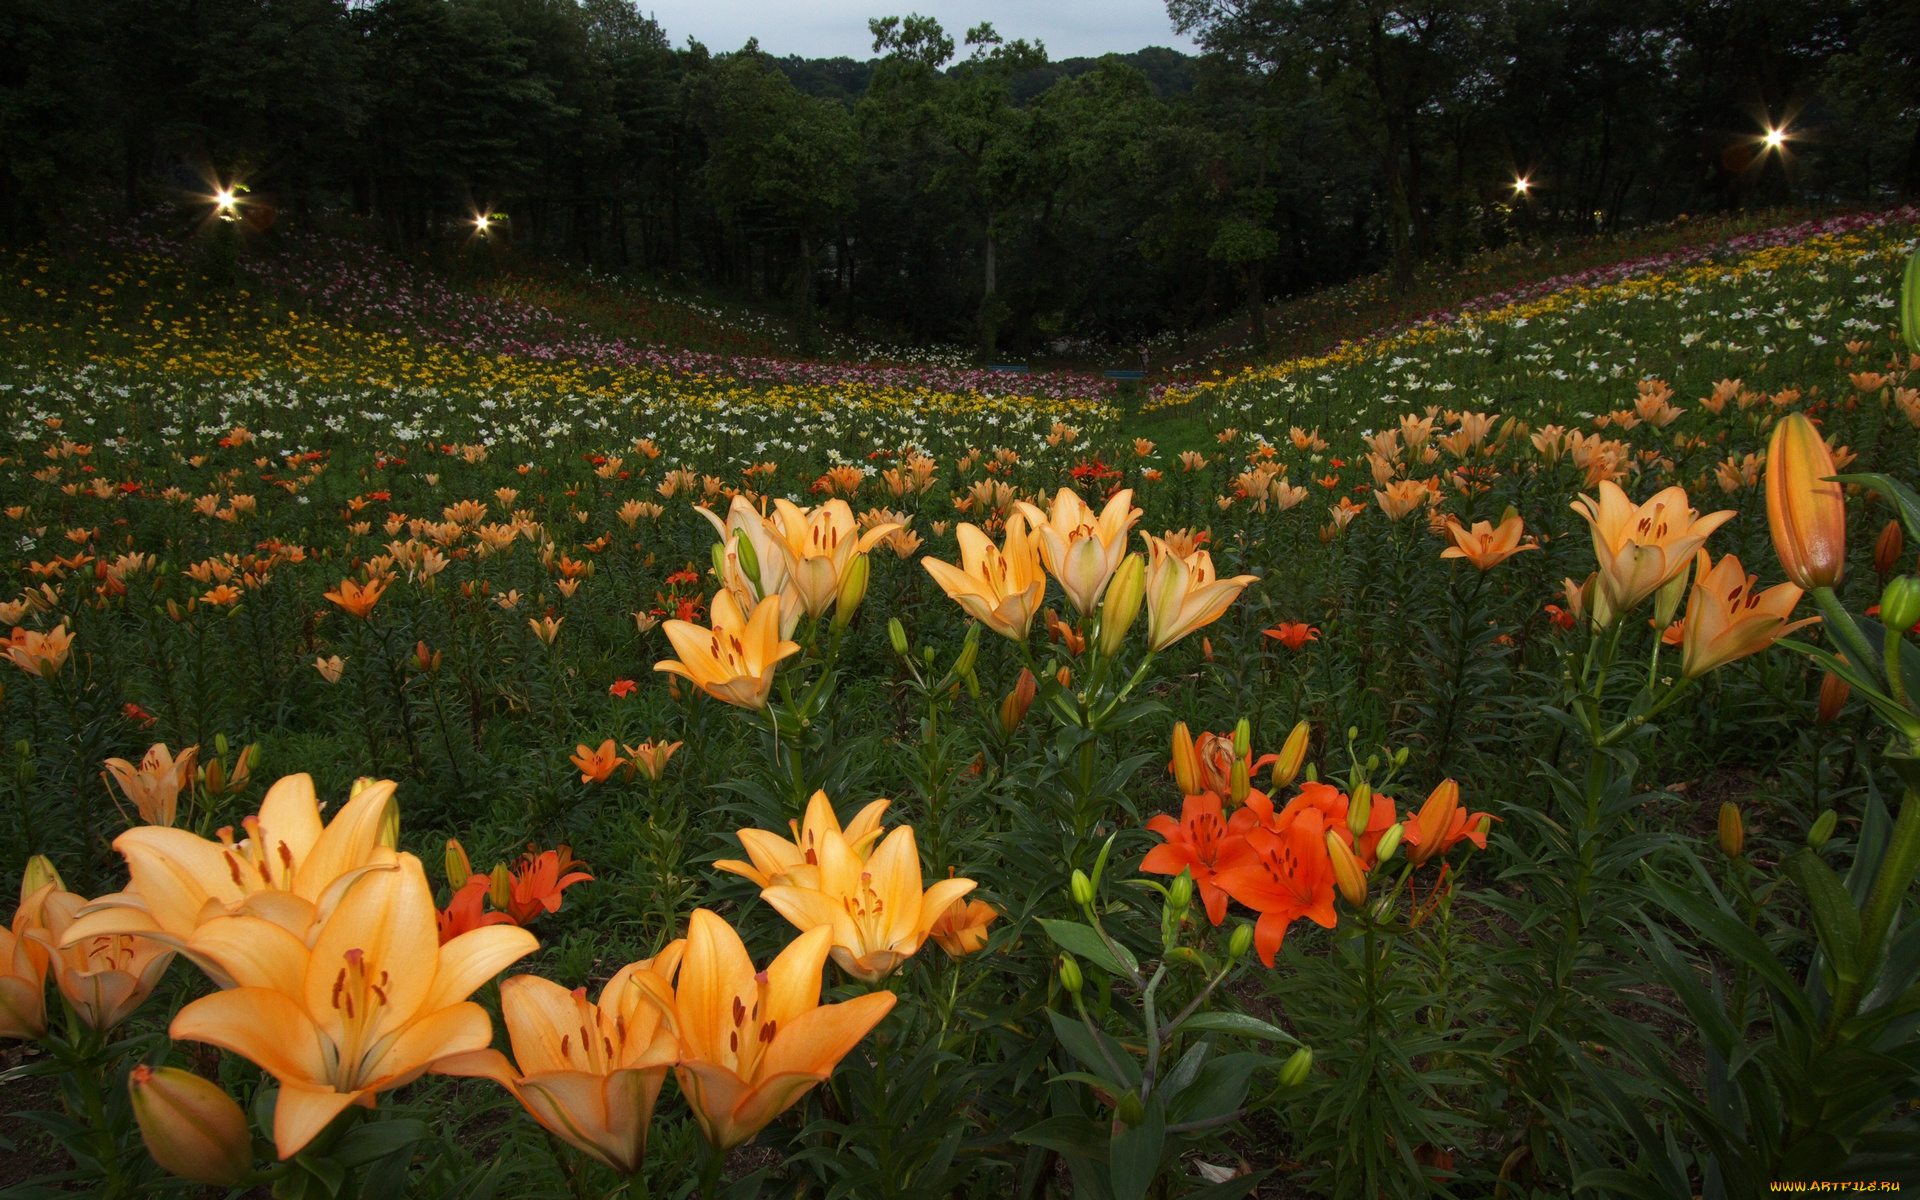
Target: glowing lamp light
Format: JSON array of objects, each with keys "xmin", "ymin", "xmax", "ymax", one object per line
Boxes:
[
  {"xmin": 1513, "ymin": 177, "xmax": 1531, "ymax": 195},
  {"xmin": 213, "ymin": 190, "xmax": 236, "ymax": 213},
  {"xmin": 1763, "ymin": 127, "xmax": 1787, "ymax": 150},
  {"xmin": 474, "ymin": 215, "xmax": 491, "ymax": 233}
]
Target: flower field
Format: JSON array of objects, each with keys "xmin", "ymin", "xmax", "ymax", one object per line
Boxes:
[{"xmin": 2, "ymin": 209, "xmax": 1920, "ymax": 1197}]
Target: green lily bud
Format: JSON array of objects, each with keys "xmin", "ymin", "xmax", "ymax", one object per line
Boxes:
[
  {"xmin": 1808, "ymin": 809, "xmax": 1837, "ymax": 850},
  {"xmin": 489, "ymin": 862, "xmax": 514, "ymax": 911},
  {"xmin": 1278, "ymin": 1046, "xmax": 1313, "ymax": 1087},
  {"xmin": 732, "ymin": 529, "xmax": 762, "ymax": 591},
  {"xmin": 955, "ymin": 624, "xmax": 981, "ymax": 676},
  {"xmin": 1347, "ymin": 780, "xmax": 1373, "ymax": 838},
  {"xmin": 1882, "ymin": 576, "xmax": 1920, "ymax": 633},
  {"xmin": 1070, "ymin": 869, "xmax": 1095, "ymax": 908},
  {"xmin": 710, "ymin": 542, "xmax": 726, "ymax": 579},
  {"xmin": 1233, "ymin": 718, "xmax": 1250, "ymax": 758},
  {"xmin": 1059, "ymin": 953, "xmax": 1084, "ymax": 997},
  {"xmin": 1116, "ymin": 1091, "xmax": 1145, "ymax": 1126},
  {"xmin": 1228, "ymin": 922, "xmax": 1254, "ymax": 960},
  {"xmin": 1374, "ymin": 822, "xmax": 1404, "ymax": 863},
  {"xmin": 22, "ymin": 854, "xmax": 63, "ymax": 895},
  {"xmin": 831, "ymin": 552, "xmax": 869, "ymax": 630},
  {"xmin": 444, "ymin": 839, "xmax": 472, "ymax": 890},
  {"xmin": 1168, "ymin": 871, "xmax": 1194, "ymax": 914},
  {"xmin": 1096, "ymin": 553, "xmax": 1145, "ymax": 658},
  {"xmin": 888, "ymin": 618, "xmax": 909, "ymax": 657}
]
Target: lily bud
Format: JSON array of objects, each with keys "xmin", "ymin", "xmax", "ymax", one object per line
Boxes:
[
  {"xmin": 999, "ymin": 668, "xmax": 1037, "ymax": 734},
  {"xmin": 1232, "ymin": 718, "xmax": 1250, "ymax": 758},
  {"xmin": 1765, "ymin": 412, "xmax": 1846, "ymax": 590},
  {"xmin": 1808, "ymin": 809, "xmax": 1837, "ymax": 850},
  {"xmin": 202, "ymin": 756, "xmax": 225, "ymax": 797},
  {"xmin": 1229, "ymin": 756, "xmax": 1250, "ymax": 806},
  {"xmin": 22, "ymin": 853, "xmax": 63, "ymax": 895},
  {"xmin": 954, "ymin": 624, "xmax": 981, "ymax": 677},
  {"xmin": 1653, "ymin": 559, "xmax": 1691, "ymax": 628},
  {"xmin": 489, "ymin": 862, "xmax": 513, "ymax": 911},
  {"xmin": 709, "ymin": 541, "xmax": 727, "ymax": 580},
  {"xmin": 1375, "ymin": 823, "xmax": 1404, "ymax": 863},
  {"xmin": 1347, "ymin": 780, "xmax": 1373, "ymax": 838},
  {"xmin": 1070, "ymin": 869, "xmax": 1095, "ymax": 908},
  {"xmin": 128, "ymin": 1066, "xmax": 253, "ymax": 1186},
  {"xmin": 1326, "ymin": 831, "xmax": 1367, "ymax": 906},
  {"xmin": 1882, "ymin": 576, "xmax": 1920, "ymax": 633},
  {"xmin": 732, "ymin": 529, "xmax": 762, "ymax": 591},
  {"xmin": 832, "ymin": 552, "xmax": 870, "ymax": 630},
  {"xmin": 888, "ymin": 617, "xmax": 909, "ymax": 657},
  {"xmin": 1228, "ymin": 922, "xmax": 1253, "ymax": 960},
  {"xmin": 414, "ymin": 640, "xmax": 434, "ymax": 671},
  {"xmin": 1817, "ymin": 669, "xmax": 1850, "ymax": 723},
  {"xmin": 1278, "ymin": 1046, "xmax": 1314, "ymax": 1088},
  {"xmin": 444, "ymin": 839, "xmax": 472, "ymax": 890},
  {"xmin": 1875, "ymin": 520, "xmax": 1905, "ymax": 575},
  {"xmin": 1097, "ymin": 553, "xmax": 1145, "ymax": 658},
  {"xmin": 1168, "ymin": 871, "xmax": 1194, "ymax": 914},
  {"xmin": 1273, "ymin": 720, "xmax": 1310, "ymax": 788},
  {"xmin": 1718, "ymin": 802, "xmax": 1745, "ymax": 859},
  {"xmin": 1171, "ymin": 722, "xmax": 1200, "ymax": 796},
  {"xmin": 1116, "ymin": 1091, "xmax": 1145, "ymax": 1126},
  {"xmin": 1059, "ymin": 953, "xmax": 1084, "ymax": 997}
]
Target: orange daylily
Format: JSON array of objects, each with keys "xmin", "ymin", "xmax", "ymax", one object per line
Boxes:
[
  {"xmin": 1214, "ymin": 806, "xmax": 1338, "ymax": 966},
  {"xmin": 1263, "ymin": 622, "xmax": 1320, "ymax": 651},
  {"xmin": 770, "ymin": 498, "xmax": 900, "ymax": 618},
  {"xmin": 760, "ymin": 823, "xmax": 975, "ymax": 983},
  {"xmin": 1014, "ymin": 486, "xmax": 1142, "ymax": 615},
  {"xmin": 5, "ymin": 623, "xmax": 74, "ymax": 678},
  {"xmin": 1440, "ymin": 515, "xmax": 1537, "ymax": 569},
  {"xmin": 626, "ymin": 910, "xmax": 894, "ymax": 1153},
  {"xmin": 323, "ymin": 577, "xmax": 387, "ymax": 618},
  {"xmin": 169, "ymin": 852, "xmax": 538, "ymax": 1158},
  {"xmin": 102, "ymin": 744, "xmax": 199, "ymax": 827},
  {"xmin": 570, "ymin": 739, "xmax": 626, "ymax": 784},
  {"xmin": 1765, "ymin": 412, "xmax": 1847, "ymax": 590},
  {"xmin": 60, "ymin": 774, "xmax": 400, "ymax": 984},
  {"xmin": 437, "ymin": 877, "xmax": 513, "ymax": 944},
  {"xmin": 503, "ymin": 846, "xmax": 593, "ymax": 925},
  {"xmin": 1142, "ymin": 792, "xmax": 1249, "ymax": 925},
  {"xmin": 1571, "ymin": 481, "xmax": 1734, "ymax": 619},
  {"xmin": 1400, "ymin": 779, "xmax": 1493, "ymax": 867},
  {"xmin": 1679, "ymin": 550, "xmax": 1819, "ymax": 679},
  {"xmin": 920, "ymin": 513, "xmax": 1048, "ymax": 641},
  {"xmin": 714, "ymin": 790, "xmax": 891, "ymax": 889},
  {"xmin": 435, "ymin": 943, "xmax": 686, "ymax": 1175},
  {"xmin": 654, "ymin": 591, "xmax": 800, "ymax": 711},
  {"xmin": 1140, "ymin": 533, "xmax": 1259, "ymax": 651},
  {"xmin": 928, "ymin": 898, "xmax": 998, "ymax": 957}
]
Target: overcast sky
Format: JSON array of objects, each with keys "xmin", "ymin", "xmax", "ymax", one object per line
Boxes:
[{"xmin": 643, "ymin": 1, "xmax": 1198, "ymax": 60}]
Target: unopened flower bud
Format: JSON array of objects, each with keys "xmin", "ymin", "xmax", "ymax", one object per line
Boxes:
[
  {"xmin": 215, "ymin": 733, "xmax": 230, "ymax": 758},
  {"xmin": 21, "ymin": 853, "xmax": 63, "ymax": 895},
  {"xmin": 1375, "ymin": 823, "xmax": 1404, "ymax": 863},
  {"xmin": 1347, "ymin": 780, "xmax": 1372, "ymax": 838},
  {"xmin": 1808, "ymin": 809, "xmax": 1837, "ymax": 850},
  {"xmin": 1817, "ymin": 669, "xmax": 1850, "ymax": 723},
  {"xmin": 954, "ymin": 624, "xmax": 980, "ymax": 676},
  {"xmin": 1653, "ymin": 560, "xmax": 1691, "ymax": 628},
  {"xmin": 1116, "ymin": 1091, "xmax": 1145, "ymax": 1126},
  {"xmin": 1070, "ymin": 870, "xmax": 1095, "ymax": 908},
  {"xmin": 1228, "ymin": 922, "xmax": 1254, "ymax": 960},
  {"xmin": 732, "ymin": 529, "xmax": 762, "ymax": 591},
  {"xmin": 999, "ymin": 668, "xmax": 1037, "ymax": 734},
  {"xmin": 1168, "ymin": 871, "xmax": 1194, "ymax": 914},
  {"xmin": 202, "ymin": 757, "xmax": 225, "ymax": 797},
  {"xmin": 1717, "ymin": 802, "xmax": 1744, "ymax": 858},
  {"xmin": 444, "ymin": 839, "xmax": 472, "ymax": 890},
  {"xmin": 128, "ymin": 1065, "xmax": 253, "ymax": 1186},
  {"xmin": 1232, "ymin": 718, "xmax": 1250, "ymax": 758},
  {"xmin": 1278, "ymin": 1046, "xmax": 1314, "ymax": 1088},
  {"xmin": 1097, "ymin": 553, "xmax": 1145, "ymax": 658},
  {"xmin": 832, "ymin": 552, "xmax": 869, "ymax": 630},
  {"xmin": 489, "ymin": 862, "xmax": 513, "ymax": 911},
  {"xmin": 1882, "ymin": 576, "xmax": 1920, "ymax": 633},
  {"xmin": 1230, "ymin": 757, "xmax": 1250, "ymax": 806},
  {"xmin": 1876, "ymin": 520, "xmax": 1906, "ymax": 576},
  {"xmin": 888, "ymin": 618, "xmax": 909, "ymax": 657},
  {"xmin": 1059, "ymin": 953, "xmax": 1084, "ymax": 997},
  {"xmin": 1170, "ymin": 722, "xmax": 1200, "ymax": 796},
  {"xmin": 1272, "ymin": 720, "xmax": 1310, "ymax": 788},
  {"xmin": 1326, "ymin": 831, "xmax": 1367, "ymax": 906}
]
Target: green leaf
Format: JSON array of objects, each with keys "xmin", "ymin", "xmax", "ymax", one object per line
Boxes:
[
  {"xmin": 1048, "ymin": 1009, "xmax": 1140, "ymax": 1086},
  {"xmin": 1646, "ymin": 870, "xmax": 1816, "ymax": 1032},
  {"xmin": 1836, "ymin": 473, "xmax": 1920, "ymax": 547},
  {"xmin": 1173, "ymin": 1012, "xmax": 1299, "ymax": 1045},
  {"xmin": 1182, "ymin": 1170, "xmax": 1271, "ymax": 1200},
  {"xmin": 1902, "ymin": 239, "xmax": 1920, "ymax": 354},
  {"xmin": 1040, "ymin": 918, "xmax": 1138, "ymax": 977},
  {"xmin": 1107, "ymin": 1093, "xmax": 1164, "ymax": 1200},
  {"xmin": 1783, "ymin": 849, "xmax": 1864, "ymax": 983},
  {"xmin": 1013, "ymin": 1114, "xmax": 1110, "ymax": 1161},
  {"xmin": 333, "ymin": 1118, "xmax": 429, "ymax": 1169},
  {"xmin": 1166, "ymin": 1053, "xmax": 1262, "ymax": 1127}
]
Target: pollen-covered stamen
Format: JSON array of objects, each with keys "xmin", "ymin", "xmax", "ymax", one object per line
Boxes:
[{"xmin": 330, "ymin": 947, "xmax": 392, "ymax": 1089}]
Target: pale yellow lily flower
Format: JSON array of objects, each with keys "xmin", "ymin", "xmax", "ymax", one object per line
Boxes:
[
  {"xmin": 698, "ymin": 496, "xmax": 802, "ymax": 638},
  {"xmin": 920, "ymin": 513, "xmax": 1047, "ymax": 641},
  {"xmin": 1014, "ymin": 487, "xmax": 1141, "ymax": 615},
  {"xmin": 653, "ymin": 591, "xmax": 801, "ymax": 711},
  {"xmin": 714, "ymin": 790, "xmax": 890, "ymax": 889},
  {"xmin": 1140, "ymin": 534, "xmax": 1260, "ymax": 651},
  {"xmin": 1571, "ymin": 481, "xmax": 1734, "ymax": 617},
  {"xmin": 770, "ymin": 499, "xmax": 899, "ymax": 618}
]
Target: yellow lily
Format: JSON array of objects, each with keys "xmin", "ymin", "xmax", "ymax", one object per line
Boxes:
[
  {"xmin": 102, "ymin": 743, "xmax": 200, "ymax": 827},
  {"xmin": 770, "ymin": 498, "xmax": 900, "ymax": 618},
  {"xmin": 698, "ymin": 496, "xmax": 802, "ymax": 638},
  {"xmin": 627, "ymin": 910, "xmax": 894, "ymax": 1153},
  {"xmin": 60, "ymin": 774, "xmax": 400, "ymax": 985},
  {"xmin": 714, "ymin": 789, "xmax": 890, "ymax": 889},
  {"xmin": 5, "ymin": 623, "xmax": 74, "ymax": 678},
  {"xmin": 1014, "ymin": 487, "xmax": 1141, "ymax": 615},
  {"xmin": 1, "ymin": 874, "xmax": 55, "ymax": 1040},
  {"xmin": 1440, "ymin": 515, "xmax": 1537, "ymax": 570},
  {"xmin": 1570, "ymin": 481, "xmax": 1734, "ymax": 616},
  {"xmin": 1679, "ymin": 550, "xmax": 1818, "ymax": 678},
  {"xmin": 760, "ymin": 823, "xmax": 975, "ymax": 983},
  {"xmin": 653, "ymin": 591, "xmax": 801, "ymax": 711},
  {"xmin": 169, "ymin": 852, "xmax": 537, "ymax": 1158},
  {"xmin": 29, "ymin": 887, "xmax": 175, "ymax": 1032},
  {"xmin": 1765, "ymin": 412, "xmax": 1847, "ymax": 589},
  {"xmin": 920, "ymin": 513, "xmax": 1047, "ymax": 641},
  {"xmin": 1140, "ymin": 534, "xmax": 1260, "ymax": 651},
  {"xmin": 434, "ymin": 943, "xmax": 686, "ymax": 1175}
]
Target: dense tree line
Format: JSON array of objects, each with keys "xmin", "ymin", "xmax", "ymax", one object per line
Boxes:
[{"xmin": 1, "ymin": 0, "xmax": 1915, "ymax": 351}]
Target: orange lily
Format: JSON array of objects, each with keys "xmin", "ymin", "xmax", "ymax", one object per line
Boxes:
[
  {"xmin": 770, "ymin": 498, "xmax": 900, "ymax": 618},
  {"xmin": 624, "ymin": 739, "xmax": 682, "ymax": 782},
  {"xmin": 503, "ymin": 845, "xmax": 592, "ymax": 925},
  {"xmin": 435, "ymin": 943, "xmax": 686, "ymax": 1175},
  {"xmin": 1440, "ymin": 515, "xmax": 1537, "ymax": 569},
  {"xmin": 1213, "ymin": 806, "xmax": 1337, "ymax": 966},
  {"xmin": 5, "ymin": 623, "xmax": 74, "ymax": 678},
  {"xmin": 60, "ymin": 774, "xmax": 400, "ymax": 984},
  {"xmin": 323, "ymin": 577, "xmax": 387, "ymax": 619},
  {"xmin": 715, "ymin": 790, "xmax": 890, "ymax": 889},
  {"xmin": 698, "ymin": 496, "xmax": 801, "ymax": 636},
  {"xmin": 760, "ymin": 823, "xmax": 976, "ymax": 983},
  {"xmin": 1766, "ymin": 412, "xmax": 1847, "ymax": 589},
  {"xmin": 920, "ymin": 513, "xmax": 1047, "ymax": 641},
  {"xmin": 1571, "ymin": 481, "xmax": 1734, "ymax": 618},
  {"xmin": 102, "ymin": 743, "xmax": 199, "ymax": 827},
  {"xmin": 168, "ymin": 852, "xmax": 537, "ymax": 1158},
  {"xmin": 29, "ymin": 887, "xmax": 175, "ymax": 1032},
  {"xmin": 570, "ymin": 739, "xmax": 626, "ymax": 784},
  {"xmin": 1, "ymin": 869, "xmax": 56, "ymax": 1040},
  {"xmin": 654, "ymin": 591, "xmax": 800, "ymax": 711},
  {"xmin": 1679, "ymin": 550, "xmax": 1819, "ymax": 679},
  {"xmin": 1375, "ymin": 479, "xmax": 1429, "ymax": 521},
  {"xmin": 1014, "ymin": 487, "xmax": 1142, "ymax": 615},
  {"xmin": 928, "ymin": 898, "xmax": 998, "ymax": 957},
  {"xmin": 1143, "ymin": 791, "xmax": 1249, "ymax": 925},
  {"xmin": 437, "ymin": 877, "xmax": 513, "ymax": 944},
  {"xmin": 1399, "ymin": 779, "xmax": 1494, "ymax": 866},
  {"xmin": 626, "ymin": 909, "xmax": 894, "ymax": 1152},
  {"xmin": 1140, "ymin": 534, "xmax": 1259, "ymax": 651}
]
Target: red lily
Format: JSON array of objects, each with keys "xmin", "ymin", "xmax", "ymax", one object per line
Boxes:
[
  {"xmin": 1263, "ymin": 622, "xmax": 1320, "ymax": 650},
  {"xmin": 1214, "ymin": 807, "xmax": 1338, "ymax": 965},
  {"xmin": 505, "ymin": 845, "xmax": 593, "ymax": 925},
  {"xmin": 437, "ymin": 876, "xmax": 514, "ymax": 944}
]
